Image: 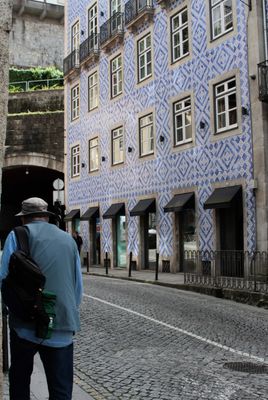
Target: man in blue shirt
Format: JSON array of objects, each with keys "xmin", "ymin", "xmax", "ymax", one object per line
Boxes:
[{"xmin": 0, "ymin": 197, "xmax": 83, "ymax": 400}]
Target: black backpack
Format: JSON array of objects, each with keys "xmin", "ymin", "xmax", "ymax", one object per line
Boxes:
[{"xmin": 1, "ymin": 226, "xmax": 46, "ymax": 322}]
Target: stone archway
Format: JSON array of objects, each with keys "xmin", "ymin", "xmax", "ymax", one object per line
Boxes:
[{"xmin": 0, "ymin": 165, "xmax": 64, "ymax": 246}]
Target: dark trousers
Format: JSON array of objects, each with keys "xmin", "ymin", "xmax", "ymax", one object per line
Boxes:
[{"xmin": 9, "ymin": 329, "xmax": 73, "ymax": 400}]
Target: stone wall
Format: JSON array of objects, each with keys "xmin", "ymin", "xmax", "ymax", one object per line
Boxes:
[
  {"xmin": 7, "ymin": 89, "xmax": 64, "ymax": 166},
  {"xmin": 8, "ymin": 89, "xmax": 64, "ymax": 113},
  {"xmin": 0, "ymin": 0, "xmax": 12, "ymax": 396},
  {"xmin": 6, "ymin": 112, "xmax": 64, "ymax": 161},
  {"xmin": 10, "ymin": 13, "xmax": 64, "ymax": 69}
]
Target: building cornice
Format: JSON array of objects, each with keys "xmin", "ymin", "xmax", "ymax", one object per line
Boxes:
[{"xmin": 13, "ymin": 0, "xmax": 64, "ymax": 22}]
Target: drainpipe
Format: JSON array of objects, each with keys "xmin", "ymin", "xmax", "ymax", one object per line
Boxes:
[{"xmin": 263, "ymin": 0, "xmax": 268, "ymax": 60}]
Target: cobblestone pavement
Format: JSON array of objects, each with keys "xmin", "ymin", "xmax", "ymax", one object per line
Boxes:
[{"xmin": 74, "ymin": 275, "xmax": 268, "ymax": 400}]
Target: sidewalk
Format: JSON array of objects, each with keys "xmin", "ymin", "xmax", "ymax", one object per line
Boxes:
[
  {"xmin": 83, "ymin": 265, "xmax": 185, "ymax": 285},
  {"xmin": 83, "ymin": 265, "xmax": 268, "ymax": 308}
]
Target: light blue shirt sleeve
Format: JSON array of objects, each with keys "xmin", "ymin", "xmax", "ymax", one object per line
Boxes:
[
  {"xmin": 75, "ymin": 251, "xmax": 83, "ymax": 307},
  {"xmin": 0, "ymin": 231, "xmax": 17, "ymax": 284}
]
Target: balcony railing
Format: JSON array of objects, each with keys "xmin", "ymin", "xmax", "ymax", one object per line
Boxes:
[
  {"xmin": 100, "ymin": 12, "xmax": 124, "ymax": 47},
  {"xmin": 80, "ymin": 34, "xmax": 100, "ymax": 64},
  {"xmin": 9, "ymin": 78, "xmax": 64, "ymax": 92},
  {"xmin": 63, "ymin": 49, "xmax": 80, "ymax": 76},
  {"xmin": 125, "ymin": 0, "xmax": 153, "ymax": 26},
  {"xmin": 258, "ymin": 60, "xmax": 268, "ymax": 102},
  {"xmin": 183, "ymin": 250, "xmax": 268, "ymax": 294}
]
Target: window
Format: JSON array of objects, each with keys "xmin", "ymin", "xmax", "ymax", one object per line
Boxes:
[
  {"xmin": 71, "ymin": 145, "xmax": 80, "ymax": 177},
  {"xmin": 71, "ymin": 21, "xmax": 80, "ymax": 65},
  {"xmin": 111, "ymin": 0, "xmax": 121, "ymax": 15},
  {"xmin": 173, "ymin": 97, "xmax": 192, "ymax": 146},
  {"xmin": 111, "ymin": 54, "xmax": 123, "ymax": 98},
  {"xmin": 139, "ymin": 113, "xmax": 154, "ymax": 157},
  {"xmin": 88, "ymin": 71, "xmax": 98, "ymax": 111},
  {"xmin": 171, "ymin": 8, "xmax": 189, "ymax": 63},
  {"xmin": 211, "ymin": 0, "xmax": 233, "ymax": 40},
  {"xmin": 71, "ymin": 84, "xmax": 79, "ymax": 120},
  {"xmin": 89, "ymin": 137, "xmax": 99, "ymax": 172},
  {"xmin": 214, "ymin": 77, "xmax": 237, "ymax": 133},
  {"xmin": 88, "ymin": 3, "xmax": 98, "ymax": 47},
  {"xmin": 137, "ymin": 34, "xmax": 152, "ymax": 83},
  {"xmin": 112, "ymin": 127, "xmax": 124, "ymax": 165},
  {"xmin": 71, "ymin": 21, "xmax": 80, "ymax": 51},
  {"xmin": 88, "ymin": 3, "xmax": 98, "ymax": 36}
]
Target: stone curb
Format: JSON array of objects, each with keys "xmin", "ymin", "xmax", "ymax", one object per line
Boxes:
[{"xmin": 85, "ymin": 272, "xmax": 268, "ymax": 309}]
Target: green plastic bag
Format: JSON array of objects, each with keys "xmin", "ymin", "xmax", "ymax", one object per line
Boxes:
[{"xmin": 36, "ymin": 290, "xmax": 56, "ymax": 339}]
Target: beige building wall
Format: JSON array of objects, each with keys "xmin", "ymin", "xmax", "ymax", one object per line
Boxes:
[
  {"xmin": 248, "ymin": 1, "xmax": 268, "ymax": 251},
  {"xmin": 0, "ymin": 0, "xmax": 12, "ymax": 395}
]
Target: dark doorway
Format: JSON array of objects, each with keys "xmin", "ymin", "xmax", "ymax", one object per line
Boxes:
[
  {"xmin": 141, "ymin": 212, "xmax": 157, "ymax": 270},
  {"xmin": 217, "ymin": 189, "xmax": 244, "ymax": 276},
  {"xmin": 0, "ymin": 166, "xmax": 64, "ymax": 247},
  {"xmin": 179, "ymin": 208, "xmax": 197, "ymax": 273},
  {"xmin": 90, "ymin": 217, "xmax": 101, "ymax": 265}
]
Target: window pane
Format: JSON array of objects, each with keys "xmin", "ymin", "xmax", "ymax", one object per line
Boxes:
[
  {"xmin": 228, "ymin": 93, "xmax": 236, "ymax": 109},
  {"xmin": 217, "ymin": 97, "xmax": 225, "ymax": 113},
  {"xmin": 213, "ymin": 20, "xmax": 221, "ymax": 37},
  {"xmin": 176, "ymin": 114, "xmax": 183, "ymax": 128},
  {"xmin": 185, "ymin": 125, "xmax": 192, "ymax": 140},
  {"xmin": 185, "ymin": 110, "xmax": 191, "ymax": 126},
  {"xmin": 229, "ymin": 109, "xmax": 237, "ymax": 125},
  {"xmin": 218, "ymin": 114, "xmax": 226, "ymax": 129},
  {"xmin": 176, "ymin": 128, "xmax": 183, "ymax": 143},
  {"xmin": 228, "ymin": 79, "xmax": 236, "ymax": 89},
  {"xmin": 173, "ymin": 16, "xmax": 180, "ymax": 30},
  {"xmin": 182, "ymin": 10, "xmax": 187, "ymax": 24}
]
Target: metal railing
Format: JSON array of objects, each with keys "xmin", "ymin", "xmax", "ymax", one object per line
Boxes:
[
  {"xmin": 125, "ymin": 0, "xmax": 153, "ymax": 25},
  {"xmin": 63, "ymin": 49, "xmax": 80, "ymax": 75},
  {"xmin": 80, "ymin": 34, "xmax": 100, "ymax": 63},
  {"xmin": 100, "ymin": 12, "xmax": 124, "ymax": 46},
  {"xmin": 9, "ymin": 78, "xmax": 63, "ymax": 92},
  {"xmin": 258, "ymin": 60, "xmax": 268, "ymax": 102},
  {"xmin": 184, "ymin": 250, "xmax": 268, "ymax": 293}
]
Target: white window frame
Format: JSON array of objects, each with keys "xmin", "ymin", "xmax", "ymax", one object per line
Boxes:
[
  {"xmin": 88, "ymin": 3, "xmax": 98, "ymax": 36},
  {"xmin": 89, "ymin": 137, "xmax": 99, "ymax": 172},
  {"xmin": 88, "ymin": 71, "xmax": 98, "ymax": 111},
  {"xmin": 137, "ymin": 33, "xmax": 152, "ymax": 83},
  {"xmin": 71, "ymin": 145, "xmax": 80, "ymax": 177},
  {"xmin": 71, "ymin": 20, "xmax": 80, "ymax": 51},
  {"xmin": 71, "ymin": 84, "xmax": 79, "ymax": 121},
  {"xmin": 173, "ymin": 97, "xmax": 192, "ymax": 146},
  {"xmin": 211, "ymin": 0, "xmax": 233, "ymax": 40},
  {"xmin": 112, "ymin": 127, "xmax": 124, "ymax": 165},
  {"xmin": 171, "ymin": 8, "xmax": 189, "ymax": 63},
  {"xmin": 71, "ymin": 20, "xmax": 80, "ymax": 65},
  {"xmin": 215, "ymin": 77, "xmax": 237, "ymax": 133},
  {"xmin": 111, "ymin": 0, "xmax": 121, "ymax": 15},
  {"xmin": 139, "ymin": 113, "xmax": 154, "ymax": 157},
  {"xmin": 111, "ymin": 54, "xmax": 123, "ymax": 98}
]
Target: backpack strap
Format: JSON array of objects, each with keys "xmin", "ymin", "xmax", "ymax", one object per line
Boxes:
[{"xmin": 14, "ymin": 226, "xmax": 30, "ymax": 254}]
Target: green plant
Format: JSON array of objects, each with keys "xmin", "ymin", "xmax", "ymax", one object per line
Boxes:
[{"xmin": 9, "ymin": 66, "xmax": 63, "ymax": 83}]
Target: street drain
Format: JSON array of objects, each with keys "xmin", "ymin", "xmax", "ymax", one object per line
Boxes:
[{"xmin": 223, "ymin": 362, "xmax": 268, "ymax": 374}]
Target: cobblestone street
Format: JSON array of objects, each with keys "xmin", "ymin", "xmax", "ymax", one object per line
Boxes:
[{"xmin": 74, "ymin": 275, "xmax": 268, "ymax": 400}]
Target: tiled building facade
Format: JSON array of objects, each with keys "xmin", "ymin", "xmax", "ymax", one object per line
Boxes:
[{"xmin": 64, "ymin": 0, "xmax": 268, "ymax": 272}]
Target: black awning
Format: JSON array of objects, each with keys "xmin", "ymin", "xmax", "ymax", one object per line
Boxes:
[
  {"xmin": 64, "ymin": 209, "xmax": 80, "ymax": 221},
  {"xmin": 204, "ymin": 185, "xmax": 242, "ymax": 209},
  {"xmin": 102, "ymin": 203, "xmax": 125, "ymax": 219},
  {"xmin": 130, "ymin": 198, "xmax": 156, "ymax": 216},
  {"xmin": 80, "ymin": 206, "xmax": 99, "ymax": 221},
  {"xmin": 164, "ymin": 192, "xmax": 194, "ymax": 213}
]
